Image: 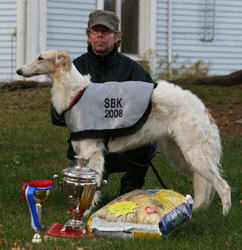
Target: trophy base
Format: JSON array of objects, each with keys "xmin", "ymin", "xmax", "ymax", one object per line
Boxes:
[{"xmin": 44, "ymin": 223, "xmax": 96, "ymax": 239}]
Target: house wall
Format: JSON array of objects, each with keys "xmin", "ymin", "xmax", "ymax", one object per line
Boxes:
[
  {"xmin": 0, "ymin": 0, "xmax": 17, "ymax": 81},
  {"xmin": 156, "ymin": 0, "xmax": 242, "ymax": 76},
  {"xmin": 47, "ymin": 0, "xmax": 97, "ymax": 59},
  {"xmin": 1, "ymin": 0, "xmax": 242, "ymax": 81}
]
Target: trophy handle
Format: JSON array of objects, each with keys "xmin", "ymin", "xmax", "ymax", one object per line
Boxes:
[{"xmin": 53, "ymin": 174, "xmax": 63, "ymax": 187}]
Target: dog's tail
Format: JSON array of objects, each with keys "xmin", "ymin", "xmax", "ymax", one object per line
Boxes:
[{"xmin": 193, "ymin": 173, "xmax": 215, "ymax": 210}]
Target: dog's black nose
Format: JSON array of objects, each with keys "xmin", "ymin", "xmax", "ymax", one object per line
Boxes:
[{"xmin": 16, "ymin": 69, "xmax": 23, "ymax": 75}]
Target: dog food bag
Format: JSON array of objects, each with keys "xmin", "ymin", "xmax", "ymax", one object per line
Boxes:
[{"xmin": 87, "ymin": 189, "xmax": 193, "ymax": 239}]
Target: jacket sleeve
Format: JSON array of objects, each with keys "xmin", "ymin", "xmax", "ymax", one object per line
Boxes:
[
  {"xmin": 143, "ymin": 71, "xmax": 153, "ymax": 83},
  {"xmin": 129, "ymin": 60, "xmax": 154, "ymax": 83},
  {"xmin": 50, "ymin": 104, "xmax": 66, "ymax": 127}
]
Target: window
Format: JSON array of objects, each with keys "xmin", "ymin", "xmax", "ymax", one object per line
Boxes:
[{"xmin": 100, "ymin": 0, "xmax": 156, "ymax": 61}]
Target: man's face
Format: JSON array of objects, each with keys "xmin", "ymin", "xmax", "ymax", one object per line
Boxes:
[{"xmin": 88, "ymin": 25, "xmax": 119, "ymax": 55}]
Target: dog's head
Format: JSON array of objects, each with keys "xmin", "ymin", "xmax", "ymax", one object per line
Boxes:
[{"xmin": 16, "ymin": 49, "xmax": 72, "ymax": 79}]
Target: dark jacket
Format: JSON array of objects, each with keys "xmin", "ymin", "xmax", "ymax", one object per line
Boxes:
[
  {"xmin": 74, "ymin": 45, "xmax": 153, "ymax": 83},
  {"xmin": 51, "ymin": 45, "xmax": 153, "ymax": 159}
]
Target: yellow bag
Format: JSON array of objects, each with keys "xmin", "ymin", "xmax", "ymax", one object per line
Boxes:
[{"xmin": 87, "ymin": 189, "xmax": 193, "ymax": 239}]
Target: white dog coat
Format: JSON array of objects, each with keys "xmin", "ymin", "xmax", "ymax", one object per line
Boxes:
[{"xmin": 64, "ymin": 81, "xmax": 155, "ymax": 141}]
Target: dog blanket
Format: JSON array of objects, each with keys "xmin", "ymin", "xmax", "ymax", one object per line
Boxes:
[{"xmin": 64, "ymin": 81, "xmax": 155, "ymax": 141}]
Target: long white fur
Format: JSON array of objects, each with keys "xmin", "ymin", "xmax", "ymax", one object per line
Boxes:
[{"xmin": 17, "ymin": 49, "xmax": 231, "ymax": 215}]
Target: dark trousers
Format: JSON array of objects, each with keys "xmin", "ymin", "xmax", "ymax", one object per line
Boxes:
[
  {"xmin": 70, "ymin": 144, "xmax": 156, "ymax": 195},
  {"xmin": 103, "ymin": 144, "xmax": 156, "ymax": 194}
]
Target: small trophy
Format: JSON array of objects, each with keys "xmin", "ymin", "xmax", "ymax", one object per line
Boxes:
[
  {"xmin": 44, "ymin": 156, "xmax": 98, "ymax": 238},
  {"xmin": 22, "ymin": 179, "xmax": 54, "ymax": 243}
]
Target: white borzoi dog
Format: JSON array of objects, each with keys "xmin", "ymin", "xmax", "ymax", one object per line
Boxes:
[{"xmin": 17, "ymin": 49, "xmax": 231, "ymax": 215}]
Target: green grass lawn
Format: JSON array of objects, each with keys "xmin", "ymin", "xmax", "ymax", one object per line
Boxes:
[{"xmin": 0, "ymin": 85, "xmax": 241, "ymax": 249}]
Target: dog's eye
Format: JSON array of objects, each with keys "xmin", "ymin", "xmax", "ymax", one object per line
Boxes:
[{"xmin": 38, "ymin": 56, "xmax": 44, "ymax": 60}]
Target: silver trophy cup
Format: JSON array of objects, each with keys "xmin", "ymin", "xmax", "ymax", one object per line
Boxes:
[{"xmin": 54, "ymin": 157, "xmax": 97, "ymax": 233}]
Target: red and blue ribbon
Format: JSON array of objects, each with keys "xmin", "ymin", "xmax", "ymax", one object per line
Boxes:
[{"xmin": 22, "ymin": 180, "xmax": 54, "ymax": 232}]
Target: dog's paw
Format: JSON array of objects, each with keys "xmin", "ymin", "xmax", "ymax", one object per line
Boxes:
[{"xmin": 83, "ymin": 208, "xmax": 92, "ymax": 218}]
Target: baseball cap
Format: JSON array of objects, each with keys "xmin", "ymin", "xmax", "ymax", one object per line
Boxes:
[{"xmin": 88, "ymin": 10, "xmax": 119, "ymax": 31}]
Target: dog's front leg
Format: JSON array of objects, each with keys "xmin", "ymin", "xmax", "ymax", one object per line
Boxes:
[
  {"xmin": 71, "ymin": 139, "xmax": 105, "ymax": 217},
  {"xmin": 71, "ymin": 139, "xmax": 105, "ymax": 187},
  {"xmin": 82, "ymin": 148, "xmax": 104, "ymax": 217}
]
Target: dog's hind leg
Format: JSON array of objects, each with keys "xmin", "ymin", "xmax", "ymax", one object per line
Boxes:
[
  {"xmin": 161, "ymin": 137, "xmax": 230, "ymax": 214},
  {"xmin": 164, "ymin": 142, "xmax": 216, "ymax": 210},
  {"xmin": 162, "ymin": 137, "xmax": 215, "ymax": 210},
  {"xmin": 161, "ymin": 136, "xmax": 193, "ymax": 175},
  {"xmin": 161, "ymin": 137, "xmax": 213, "ymax": 208}
]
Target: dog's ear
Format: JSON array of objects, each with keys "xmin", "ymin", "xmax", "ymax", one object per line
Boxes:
[{"xmin": 55, "ymin": 51, "xmax": 71, "ymax": 71}]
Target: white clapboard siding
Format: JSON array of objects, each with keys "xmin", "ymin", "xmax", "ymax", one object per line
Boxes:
[
  {"xmin": 0, "ymin": 0, "xmax": 17, "ymax": 81},
  {"xmin": 156, "ymin": 0, "xmax": 242, "ymax": 76},
  {"xmin": 47, "ymin": 0, "xmax": 97, "ymax": 60}
]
